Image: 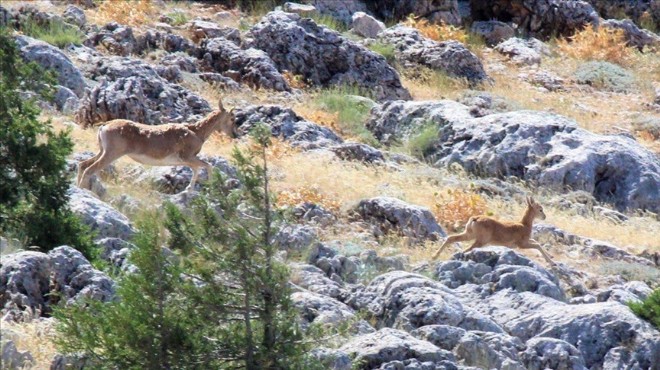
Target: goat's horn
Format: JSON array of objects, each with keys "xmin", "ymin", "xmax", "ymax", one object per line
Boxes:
[{"xmin": 218, "ymin": 99, "xmax": 224, "ymax": 111}]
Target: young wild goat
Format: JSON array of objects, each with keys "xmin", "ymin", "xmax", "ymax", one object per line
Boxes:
[
  {"xmin": 77, "ymin": 99, "xmax": 236, "ymax": 193},
  {"xmin": 432, "ymin": 196, "xmax": 555, "ymax": 265}
]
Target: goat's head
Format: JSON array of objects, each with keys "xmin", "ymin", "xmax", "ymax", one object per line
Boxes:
[
  {"xmin": 526, "ymin": 196, "xmax": 546, "ymax": 220},
  {"xmin": 211, "ymin": 99, "xmax": 237, "ymax": 138}
]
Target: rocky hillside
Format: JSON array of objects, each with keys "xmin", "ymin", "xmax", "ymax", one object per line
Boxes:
[{"xmin": 1, "ymin": 0, "xmax": 659, "ymax": 369}]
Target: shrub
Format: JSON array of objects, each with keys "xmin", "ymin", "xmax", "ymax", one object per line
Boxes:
[
  {"xmin": 314, "ymin": 86, "xmax": 379, "ymax": 146},
  {"xmin": 276, "ymin": 184, "xmax": 341, "ymax": 212},
  {"xmin": 368, "ymin": 41, "xmax": 397, "ymax": 64},
  {"xmin": 21, "ymin": 17, "xmax": 84, "ymax": 48},
  {"xmin": 309, "ymin": 12, "xmax": 348, "ymax": 32},
  {"xmin": 574, "ymin": 61, "xmax": 635, "ymax": 92},
  {"xmin": 403, "ymin": 15, "xmax": 468, "ymax": 44},
  {"xmin": 394, "ymin": 122, "xmax": 439, "ymax": 159},
  {"xmin": 167, "ymin": 11, "xmax": 189, "ymax": 26},
  {"xmin": 599, "ymin": 260, "xmax": 660, "ymax": 287},
  {"xmin": 94, "ymin": 0, "xmax": 158, "ymax": 27},
  {"xmin": 433, "ymin": 189, "xmax": 488, "ymax": 231},
  {"xmin": 629, "ymin": 288, "xmax": 660, "ymax": 329},
  {"xmin": 557, "ymin": 24, "xmax": 634, "ymax": 65},
  {"xmin": 0, "ymin": 29, "xmax": 95, "ymax": 258}
]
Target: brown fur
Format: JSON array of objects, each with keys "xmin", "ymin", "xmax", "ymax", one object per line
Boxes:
[
  {"xmin": 432, "ymin": 196, "xmax": 555, "ymax": 265},
  {"xmin": 77, "ymin": 100, "xmax": 236, "ymax": 192}
]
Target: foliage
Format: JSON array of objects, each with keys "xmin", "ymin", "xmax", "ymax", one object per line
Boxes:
[
  {"xmin": 433, "ymin": 189, "xmax": 488, "ymax": 231},
  {"xmin": 166, "ymin": 11, "xmax": 189, "ymax": 26},
  {"xmin": 282, "ymin": 70, "xmax": 309, "ymax": 89},
  {"xmin": 276, "ymin": 184, "xmax": 341, "ymax": 213},
  {"xmin": 557, "ymin": 24, "xmax": 634, "ymax": 65},
  {"xmin": 403, "ymin": 15, "xmax": 468, "ymax": 44},
  {"xmin": 574, "ymin": 61, "xmax": 635, "ymax": 92},
  {"xmin": 20, "ymin": 17, "xmax": 84, "ymax": 48},
  {"xmin": 394, "ymin": 122, "xmax": 439, "ymax": 159},
  {"xmin": 54, "ymin": 215, "xmax": 206, "ymax": 369},
  {"xmin": 629, "ymin": 288, "xmax": 660, "ymax": 329},
  {"xmin": 0, "ymin": 28, "xmax": 95, "ymax": 258},
  {"xmin": 165, "ymin": 124, "xmax": 313, "ymax": 369},
  {"xmin": 368, "ymin": 41, "xmax": 396, "ymax": 64},
  {"xmin": 314, "ymin": 86, "xmax": 378, "ymax": 146},
  {"xmin": 309, "ymin": 12, "xmax": 348, "ymax": 32}
]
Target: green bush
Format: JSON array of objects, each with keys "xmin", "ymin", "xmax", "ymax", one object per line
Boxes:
[
  {"xmin": 314, "ymin": 86, "xmax": 379, "ymax": 146},
  {"xmin": 392, "ymin": 122, "xmax": 439, "ymax": 160},
  {"xmin": 21, "ymin": 17, "xmax": 84, "ymax": 48},
  {"xmin": 167, "ymin": 11, "xmax": 188, "ymax": 26},
  {"xmin": 574, "ymin": 61, "xmax": 635, "ymax": 92},
  {"xmin": 368, "ymin": 41, "xmax": 397, "ymax": 64},
  {"xmin": 0, "ymin": 29, "xmax": 95, "ymax": 258},
  {"xmin": 309, "ymin": 13, "xmax": 348, "ymax": 32},
  {"xmin": 629, "ymin": 288, "xmax": 660, "ymax": 329}
]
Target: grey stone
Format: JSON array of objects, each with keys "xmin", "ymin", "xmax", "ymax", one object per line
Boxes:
[
  {"xmin": 189, "ymin": 20, "xmax": 240, "ymax": 44},
  {"xmin": 353, "ymin": 197, "xmax": 446, "ymax": 242},
  {"xmin": 136, "ymin": 155, "xmax": 237, "ymax": 194},
  {"xmin": 330, "ymin": 142, "xmax": 385, "ymax": 164},
  {"xmin": 454, "ymin": 331, "xmax": 526, "ymax": 370},
  {"xmin": 84, "ymin": 22, "xmax": 139, "ymax": 56},
  {"xmin": 291, "ymin": 263, "xmax": 346, "ymax": 299},
  {"xmin": 471, "ymin": 21, "xmax": 515, "ymax": 46},
  {"xmin": 198, "ymin": 37, "xmax": 290, "ymax": 91},
  {"xmin": 309, "ymin": 348, "xmax": 352, "ymax": 370},
  {"xmin": 311, "ymin": 0, "xmax": 367, "ymax": 25},
  {"xmin": 276, "ymin": 225, "xmax": 318, "ymax": 252},
  {"xmin": 160, "ymin": 52, "xmax": 198, "ymax": 72},
  {"xmin": 1, "ymin": 339, "xmax": 34, "ymax": 369},
  {"xmin": 602, "ymin": 18, "xmax": 660, "ymax": 50},
  {"xmin": 234, "ymin": 105, "xmax": 343, "ymax": 150},
  {"xmin": 245, "ymin": 11, "xmax": 410, "ymax": 101},
  {"xmin": 495, "ymin": 37, "xmax": 549, "ymax": 65},
  {"xmin": 412, "ymin": 325, "xmax": 467, "ymax": 351},
  {"xmin": 16, "ymin": 35, "xmax": 86, "ymax": 97},
  {"xmin": 68, "ymin": 186, "xmax": 135, "ymax": 240},
  {"xmin": 292, "ymin": 291, "xmax": 374, "ymax": 334},
  {"xmin": 282, "ymin": 2, "xmax": 317, "ymax": 16},
  {"xmin": 48, "ymin": 246, "xmax": 115, "ymax": 305},
  {"xmin": 379, "ymin": 26, "xmax": 488, "ymax": 86},
  {"xmin": 340, "ymin": 328, "xmax": 455, "ymax": 369},
  {"xmin": 0, "ymin": 251, "xmax": 50, "ymax": 317},
  {"xmin": 292, "ymin": 202, "xmax": 336, "ymax": 226},
  {"xmin": 522, "ymin": 337, "xmax": 587, "ymax": 370},
  {"xmin": 371, "ymin": 0, "xmax": 461, "ymax": 25},
  {"xmin": 62, "ymin": 5, "xmax": 85, "ymax": 28},
  {"xmin": 351, "ymin": 11, "xmax": 385, "ymax": 38}
]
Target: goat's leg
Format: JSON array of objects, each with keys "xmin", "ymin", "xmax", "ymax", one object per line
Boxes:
[
  {"xmin": 462, "ymin": 240, "xmax": 485, "ymax": 254},
  {"xmin": 77, "ymin": 152, "xmax": 102, "ymax": 186},
  {"xmin": 80, "ymin": 152, "xmax": 120, "ymax": 190},
  {"xmin": 520, "ymin": 239, "xmax": 555, "ymax": 265},
  {"xmin": 432, "ymin": 232, "xmax": 472, "ymax": 260},
  {"xmin": 184, "ymin": 157, "xmax": 212, "ymax": 192}
]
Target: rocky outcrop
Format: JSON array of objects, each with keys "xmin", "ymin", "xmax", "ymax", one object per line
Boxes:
[
  {"xmin": 136, "ymin": 155, "xmax": 238, "ymax": 194},
  {"xmin": 234, "ymin": 105, "xmax": 343, "ymax": 149},
  {"xmin": 370, "ymin": 0, "xmax": 461, "ymax": 25},
  {"xmin": 351, "ymin": 11, "xmax": 385, "ymax": 38},
  {"xmin": 245, "ymin": 11, "xmax": 410, "ymax": 101},
  {"xmin": 379, "ymin": 26, "xmax": 489, "ymax": 86},
  {"xmin": 197, "ymin": 37, "xmax": 290, "ymax": 91},
  {"xmin": 471, "ymin": 20, "xmax": 515, "ymax": 46},
  {"xmin": 292, "ymin": 291, "xmax": 374, "ymax": 334},
  {"xmin": 68, "ymin": 187, "xmax": 135, "ymax": 240},
  {"xmin": 15, "ymin": 35, "xmax": 86, "ymax": 97},
  {"xmin": 0, "ymin": 246, "xmax": 114, "ymax": 319},
  {"xmin": 602, "ymin": 18, "xmax": 660, "ymax": 50},
  {"xmin": 62, "ymin": 5, "xmax": 86, "ymax": 28},
  {"xmin": 189, "ymin": 21, "xmax": 240, "ymax": 43},
  {"xmin": 367, "ymin": 100, "xmax": 660, "ymax": 212},
  {"xmin": 587, "ymin": 0, "xmax": 660, "ymax": 30},
  {"xmin": 74, "ymin": 56, "xmax": 211, "ymax": 126},
  {"xmin": 310, "ymin": 0, "xmax": 367, "ymax": 25},
  {"xmin": 352, "ymin": 197, "xmax": 446, "ymax": 242},
  {"xmin": 470, "ymin": 0, "xmax": 600, "ymax": 40},
  {"xmin": 330, "ymin": 142, "xmax": 385, "ymax": 164}
]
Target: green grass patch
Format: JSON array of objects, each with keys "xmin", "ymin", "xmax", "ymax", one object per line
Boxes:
[
  {"xmin": 314, "ymin": 86, "xmax": 378, "ymax": 146},
  {"xmin": 21, "ymin": 17, "xmax": 84, "ymax": 48},
  {"xmin": 599, "ymin": 260, "xmax": 660, "ymax": 288},
  {"xmin": 629, "ymin": 288, "xmax": 660, "ymax": 329},
  {"xmin": 309, "ymin": 13, "xmax": 348, "ymax": 32},
  {"xmin": 368, "ymin": 41, "xmax": 396, "ymax": 64},
  {"xmin": 167, "ymin": 11, "xmax": 188, "ymax": 26},
  {"xmin": 392, "ymin": 122, "xmax": 439, "ymax": 160}
]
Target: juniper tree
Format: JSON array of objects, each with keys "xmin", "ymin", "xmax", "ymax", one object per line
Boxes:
[{"xmin": 0, "ymin": 28, "xmax": 94, "ymax": 257}]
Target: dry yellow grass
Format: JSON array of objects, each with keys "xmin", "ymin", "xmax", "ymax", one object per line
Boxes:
[
  {"xmin": 2, "ymin": 316, "xmax": 59, "ymax": 370},
  {"xmin": 88, "ymin": 0, "xmax": 159, "ymax": 27},
  {"xmin": 557, "ymin": 24, "xmax": 635, "ymax": 65},
  {"xmin": 433, "ymin": 189, "xmax": 488, "ymax": 232},
  {"xmin": 403, "ymin": 15, "xmax": 468, "ymax": 44}
]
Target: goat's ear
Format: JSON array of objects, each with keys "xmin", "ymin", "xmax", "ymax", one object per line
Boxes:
[
  {"xmin": 218, "ymin": 99, "xmax": 225, "ymax": 111},
  {"xmin": 526, "ymin": 196, "xmax": 532, "ymax": 206}
]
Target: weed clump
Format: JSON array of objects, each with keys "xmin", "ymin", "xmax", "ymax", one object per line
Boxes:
[
  {"xmin": 557, "ymin": 24, "xmax": 634, "ymax": 65},
  {"xmin": 21, "ymin": 17, "xmax": 84, "ymax": 48},
  {"xmin": 574, "ymin": 61, "xmax": 635, "ymax": 92},
  {"xmin": 629, "ymin": 288, "xmax": 660, "ymax": 329},
  {"xmin": 433, "ymin": 189, "xmax": 488, "ymax": 232},
  {"xmin": 313, "ymin": 87, "xmax": 378, "ymax": 146}
]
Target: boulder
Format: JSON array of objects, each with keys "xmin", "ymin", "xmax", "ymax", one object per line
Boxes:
[
  {"xmin": 495, "ymin": 37, "xmax": 549, "ymax": 65},
  {"xmin": 160, "ymin": 53, "xmax": 198, "ymax": 73},
  {"xmin": 15, "ymin": 35, "xmax": 86, "ymax": 97},
  {"xmin": 310, "ymin": 0, "xmax": 368, "ymax": 25},
  {"xmin": 379, "ymin": 26, "xmax": 489, "ymax": 86},
  {"xmin": 339, "ymin": 328, "xmax": 456, "ymax": 369},
  {"xmin": 454, "ymin": 331, "xmax": 526, "ymax": 370},
  {"xmin": 275, "ymin": 224, "xmax": 318, "ymax": 252},
  {"xmin": 84, "ymin": 22, "xmax": 139, "ymax": 56},
  {"xmin": 197, "ymin": 37, "xmax": 290, "ymax": 91},
  {"xmin": 470, "ymin": 0, "xmax": 600, "ymax": 40},
  {"xmin": 602, "ymin": 19, "xmax": 660, "ymax": 50},
  {"xmin": 470, "ymin": 20, "xmax": 515, "ymax": 46},
  {"xmin": 309, "ymin": 348, "xmax": 352, "ymax": 370},
  {"xmin": 292, "ymin": 202, "xmax": 336, "ymax": 226},
  {"xmin": 411, "ymin": 325, "xmax": 467, "ymax": 351},
  {"xmin": 75, "ymin": 56, "xmax": 211, "ymax": 126},
  {"xmin": 291, "ymin": 263, "xmax": 347, "ymax": 299},
  {"xmin": 371, "ymin": 0, "xmax": 461, "ymax": 25},
  {"xmin": 458, "ymin": 91, "xmax": 520, "ymax": 117},
  {"xmin": 348, "ymin": 271, "xmax": 502, "ymax": 333},
  {"xmin": 587, "ymin": 0, "xmax": 660, "ymax": 29},
  {"xmin": 292, "ymin": 291, "xmax": 374, "ymax": 334},
  {"xmin": 353, "ymin": 197, "xmax": 446, "ymax": 242},
  {"xmin": 0, "ymin": 247, "xmax": 114, "ymax": 319},
  {"xmin": 189, "ymin": 20, "xmax": 240, "ymax": 43},
  {"xmin": 330, "ymin": 142, "xmax": 385, "ymax": 164},
  {"xmin": 136, "ymin": 155, "xmax": 237, "ymax": 194},
  {"xmin": 1, "ymin": 340, "xmax": 34, "ymax": 369},
  {"xmin": 351, "ymin": 11, "xmax": 385, "ymax": 38},
  {"xmin": 521, "ymin": 337, "xmax": 587, "ymax": 370},
  {"xmin": 62, "ymin": 5, "xmax": 86, "ymax": 28},
  {"xmin": 234, "ymin": 105, "xmax": 343, "ymax": 149},
  {"xmin": 282, "ymin": 2, "xmax": 317, "ymax": 16},
  {"xmin": 245, "ymin": 11, "xmax": 410, "ymax": 101},
  {"xmin": 68, "ymin": 187, "xmax": 135, "ymax": 240}
]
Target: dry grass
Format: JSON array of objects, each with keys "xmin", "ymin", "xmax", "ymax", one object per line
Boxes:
[
  {"xmin": 403, "ymin": 15, "xmax": 468, "ymax": 44},
  {"xmin": 556, "ymin": 24, "xmax": 634, "ymax": 65},
  {"xmin": 276, "ymin": 184, "xmax": 342, "ymax": 213},
  {"xmin": 400, "ymin": 66, "xmax": 469, "ymax": 101},
  {"xmin": 433, "ymin": 189, "xmax": 488, "ymax": 232},
  {"xmin": 2, "ymin": 315, "xmax": 59, "ymax": 370},
  {"xmin": 89, "ymin": 0, "xmax": 159, "ymax": 27},
  {"xmin": 282, "ymin": 71, "xmax": 309, "ymax": 90}
]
